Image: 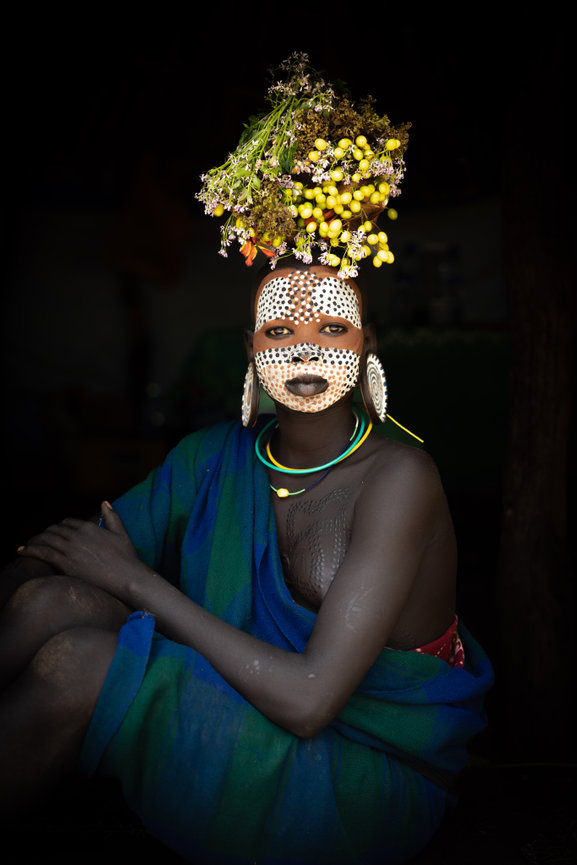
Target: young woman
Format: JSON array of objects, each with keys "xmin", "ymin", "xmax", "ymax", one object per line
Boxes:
[
  {"xmin": 0, "ymin": 260, "xmax": 492, "ymax": 864},
  {"xmin": 0, "ymin": 54, "xmax": 493, "ymax": 864}
]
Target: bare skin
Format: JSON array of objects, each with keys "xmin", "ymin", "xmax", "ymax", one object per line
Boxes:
[{"xmin": 0, "ymin": 263, "xmax": 457, "ymax": 811}]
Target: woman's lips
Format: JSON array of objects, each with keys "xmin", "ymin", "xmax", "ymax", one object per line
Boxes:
[{"xmin": 285, "ymin": 375, "xmax": 329, "ymax": 397}]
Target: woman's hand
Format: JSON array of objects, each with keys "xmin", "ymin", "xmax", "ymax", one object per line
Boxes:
[{"xmin": 18, "ymin": 502, "xmax": 148, "ymax": 602}]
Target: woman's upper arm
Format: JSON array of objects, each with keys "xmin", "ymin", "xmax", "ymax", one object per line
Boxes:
[{"xmin": 301, "ymin": 449, "xmax": 444, "ymax": 729}]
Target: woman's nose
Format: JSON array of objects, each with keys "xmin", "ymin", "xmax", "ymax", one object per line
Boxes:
[{"xmin": 290, "ymin": 344, "xmax": 322, "ymax": 363}]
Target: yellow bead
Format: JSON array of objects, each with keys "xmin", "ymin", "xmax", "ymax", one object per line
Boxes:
[
  {"xmin": 333, "ymin": 147, "xmax": 345, "ymax": 159},
  {"xmin": 306, "ymin": 221, "xmax": 317, "ymax": 234},
  {"xmin": 370, "ymin": 192, "xmax": 382, "ymax": 204},
  {"xmin": 378, "ymin": 181, "xmax": 390, "ymax": 195},
  {"xmin": 326, "ymin": 195, "xmax": 338, "ymax": 209},
  {"xmin": 309, "ymin": 150, "xmax": 321, "ymax": 162},
  {"xmin": 312, "ymin": 207, "xmax": 324, "ymax": 220},
  {"xmin": 349, "ymin": 200, "xmax": 361, "ymax": 213},
  {"xmin": 338, "ymin": 138, "xmax": 352, "ymax": 149},
  {"xmin": 387, "ymin": 209, "xmax": 398, "ymax": 220},
  {"xmin": 213, "ymin": 203, "xmax": 224, "ymax": 217},
  {"xmin": 340, "ymin": 230, "xmax": 352, "ymax": 243},
  {"xmin": 362, "ymin": 221, "xmax": 373, "ymax": 232},
  {"xmin": 367, "ymin": 234, "xmax": 378, "ymax": 245},
  {"xmin": 304, "ymin": 188, "xmax": 316, "ymax": 199},
  {"xmin": 385, "ymin": 139, "xmax": 400, "ymax": 150},
  {"xmin": 276, "ymin": 488, "xmax": 290, "ymax": 498},
  {"xmin": 353, "ymin": 148, "xmax": 364, "ymax": 161},
  {"xmin": 341, "ymin": 210, "xmax": 352, "ymax": 219},
  {"xmin": 330, "ymin": 168, "xmax": 343, "ymax": 182},
  {"xmin": 319, "ymin": 222, "xmax": 329, "ymax": 237},
  {"xmin": 378, "ymin": 231, "xmax": 388, "ymax": 244},
  {"xmin": 359, "ymin": 159, "xmax": 370, "ymax": 173},
  {"xmin": 352, "ymin": 173, "xmax": 361, "ymax": 183},
  {"xmin": 315, "ymin": 138, "xmax": 328, "ymax": 151},
  {"xmin": 372, "ymin": 256, "xmax": 383, "ymax": 268},
  {"xmin": 298, "ymin": 203, "xmax": 313, "ymax": 218},
  {"xmin": 340, "ymin": 191, "xmax": 352, "ymax": 205}
]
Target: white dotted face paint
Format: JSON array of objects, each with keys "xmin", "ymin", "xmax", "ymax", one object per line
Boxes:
[
  {"xmin": 255, "ymin": 271, "xmax": 362, "ymax": 330},
  {"xmin": 253, "ymin": 269, "xmax": 364, "ymax": 413}
]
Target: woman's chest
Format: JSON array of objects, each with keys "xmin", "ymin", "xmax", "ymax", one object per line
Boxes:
[{"xmin": 272, "ymin": 486, "xmax": 355, "ymax": 612}]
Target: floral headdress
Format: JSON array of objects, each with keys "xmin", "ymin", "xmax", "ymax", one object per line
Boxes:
[{"xmin": 197, "ymin": 53, "xmax": 410, "ymax": 280}]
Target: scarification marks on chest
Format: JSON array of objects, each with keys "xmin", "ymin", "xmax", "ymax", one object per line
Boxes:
[{"xmin": 285, "ymin": 488, "xmax": 353, "ymax": 597}]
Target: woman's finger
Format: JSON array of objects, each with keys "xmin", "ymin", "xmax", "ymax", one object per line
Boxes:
[
  {"xmin": 99, "ymin": 501, "xmax": 128, "ymax": 536},
  {"xmin": 24, "ymin": 524, "xmax": 75, "ymax": 547},
  {"xmin": 60, "ymin": 518, "xmax": 88, "ymax": 530},
  {"xmin": 18, "ymin": 542, "xmax": 66, "ymax": 568}
]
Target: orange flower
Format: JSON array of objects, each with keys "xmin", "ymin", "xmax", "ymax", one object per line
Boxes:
[{"xmin": 241, "ymin": 239, "xmax": 276, "ymax": 267}]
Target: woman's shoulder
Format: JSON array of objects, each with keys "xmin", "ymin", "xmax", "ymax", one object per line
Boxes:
[
  {"xmin": 356, "ymin": 434, "xmax": 446, "ymax": 516},
  {"xmin": 366, "ymin": 433, "xmax": 441, "ymax": 481}
]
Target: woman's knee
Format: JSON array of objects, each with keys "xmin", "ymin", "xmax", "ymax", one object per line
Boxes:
[
  {"xmin": 30, "ymin": 627, "xmax": 119, "ymax": 719},
  {"xmin": 0, "ymin": 577, "xmax": 129, "ymax": 691},
  {"xmin": 4, "ymin": 575, "xmax": 130, "ymax": 631}
]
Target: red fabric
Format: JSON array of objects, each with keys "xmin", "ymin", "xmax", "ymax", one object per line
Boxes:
[{"xmin": 414, "ymin": 617, "xmax": 465, "ymax": 667}]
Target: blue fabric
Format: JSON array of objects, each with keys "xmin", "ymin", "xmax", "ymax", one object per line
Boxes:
[{"xmin": 80, "ymin": 418, "xmax": 493, "ymax": 864}]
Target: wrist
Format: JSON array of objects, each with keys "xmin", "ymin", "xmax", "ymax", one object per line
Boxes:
[{"xmin": 124, "ymin": 561, "xmax": 163, "ymax": 610}]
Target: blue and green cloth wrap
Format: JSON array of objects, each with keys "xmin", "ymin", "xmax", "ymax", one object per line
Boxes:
[{"xmin": 80, "ymin": 418, "xmax": 493, "ymax": 865}]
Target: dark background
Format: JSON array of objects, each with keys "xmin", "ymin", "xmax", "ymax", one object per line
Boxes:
[{"xmin": 1, "ymin": 9, "xmax": 575, "ymax": 862}]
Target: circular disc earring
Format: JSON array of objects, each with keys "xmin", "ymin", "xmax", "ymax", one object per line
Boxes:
[
  {"xmin": 360, "ymin": 353, "xmax": 388, "ymax": 423},
  {"xmin": 242, "ymin": 361, "xmax": 261, "ymax": 427}
]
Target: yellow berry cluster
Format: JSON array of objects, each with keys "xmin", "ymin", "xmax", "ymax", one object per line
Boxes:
[
  {"xmin": 283, "ymin": 135, "xmax": 401, "ymax": 269},
  {"xmin": 307, "ymin": 134, "xmax": 401, "ymax": 169}
]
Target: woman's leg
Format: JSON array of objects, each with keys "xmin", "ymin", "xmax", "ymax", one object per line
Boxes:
[
  {"xmin": 0, "ymin": 575, "xmax": 130, "ymax": 690},
  {"xmin": 0, "ymin": 626, "xmax": 119, "ymax": 816}
]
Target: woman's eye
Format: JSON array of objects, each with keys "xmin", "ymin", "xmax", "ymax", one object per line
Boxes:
[
  {"xmin": 320, "ymin": 324, "xmax": 347, "ymax": 334},
  {"xmin": 266, "ymin": 326, "xmax": 292, "ymax": 337}
]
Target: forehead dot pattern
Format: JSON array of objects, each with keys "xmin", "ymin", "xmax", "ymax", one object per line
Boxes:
[{"xmin": 256, "ymin": 272, "xmax": 361, "ymax": 330}]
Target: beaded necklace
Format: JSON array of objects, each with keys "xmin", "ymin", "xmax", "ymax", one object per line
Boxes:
[{"xmin": 255, "ymin": 407, "xmax": 373, "ymax": 498}]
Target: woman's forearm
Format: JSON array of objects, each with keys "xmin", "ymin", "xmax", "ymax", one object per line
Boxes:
[{"xmin": 126, "ymin": 567, "xmax": 327, "ymax": 737}]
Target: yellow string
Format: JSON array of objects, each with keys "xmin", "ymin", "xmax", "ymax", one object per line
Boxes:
[{"xmin": 387, "ymin": 415, "xmax": 424, "ymax": 443}]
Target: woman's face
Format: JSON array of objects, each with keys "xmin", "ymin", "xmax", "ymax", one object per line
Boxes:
[{"xmin": 252, "ymin": 266, "xmax": 364, "ymax": 413}]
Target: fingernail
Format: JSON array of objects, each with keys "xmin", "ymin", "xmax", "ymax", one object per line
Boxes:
[{"xmin": 104, "ymin": 500, "xmax": 113, "ymax": 510}]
